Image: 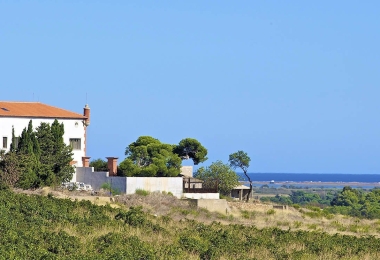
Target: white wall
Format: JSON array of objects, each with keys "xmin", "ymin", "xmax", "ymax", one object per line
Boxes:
[
  {"xmin": 76, "ymin": 167, "xmax": 128, "ymax": 193},
  {"xmin": 126, "ymin": 177, "xmax": 183, "ymax": 198},
  {"xmin": 183, "ymin": 193, "xmax": 220, "ymax": 199},
  {"xmin": 75, "ymin": 167, "xmax": 184, "ymax": 198},
  {"xmin": 0, "ymin": 117, "xmax": 86, "ymax": 168}
]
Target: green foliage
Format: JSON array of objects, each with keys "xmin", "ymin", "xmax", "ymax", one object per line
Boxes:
[
  {"xmin": 264, "ymin": 187, "xmax": 380, "ymax": 220},
  {"xmin": 115, "ymin": 206, "xmax": 163, "ymax": 233},
  {"xmin": 326, "ymin": 186, "xmax": 380, "ymax": 219},
  {"xmin": 307, "ymin": 223, "xmax": 318, "ymax": 230},
  {"xmin": 135, "ymin": 188, "xmax": 150, "ymax": 196},
  {"xmin": 260, "ymin": 190, "xmax": 336, "ymax": 208},
  {"xmin": 260, "ymin": 194, "xmax": 293, "ymax": 205},
  {"xmin": 2, "ymin": 189, "xmax": 380, "ymax": 259},
  {"xmin": 293, "ymin": 204, "xmax": 301, "ymax": 209},
  {"xmin": 0, "ymin": 120, "xmax": 74, "ymax": 189},
  {"xmin": 266, "ymin": 209, "xmax": 276, "ymax": 215},
  {"xmin": 115, "ymin": 206, "xmax": 149, "ymax": 227},
  {"xmin": 100, "ymin": 182, "xmax": 120, "ymax": 195},
  {"xmin": 229, "ymin": 150, "xmax": 252, "ymax": 201},
  {"xmin": 173, "ymin": 138, "xmax": 208, "ymax": 165},
  {"xmin": 293, "ymin": 221, "xmax": 302, "ymax": 228},
  {"xmin": 194, "ymin": 161, "xmax": 239, "ymax": 195},
  {"xmin": 229, "ymin": 151, "xmax": 250, "ymax": 174},
  {"xmin": 290, "ymin": 190, "xmax": 323, "ymax": 205},
  {"xmin": 121, "ymin": 136, "xmax": 182, "ymax": 177},
  {"xmin": 96, "ymin": 233, "xmax": 157, "ymax": 259},
  {"xmin": 240, "ymin": 210, "xmax": 256, "ymax": 219},
  {"xmin": 89, "ymin": 158, "xmax": 108, "ymax": 171}
]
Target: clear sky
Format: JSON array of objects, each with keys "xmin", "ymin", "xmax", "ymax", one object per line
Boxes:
[{"xmin": 1, "ymin": 1, "xmax": 380, "ymax": 174}]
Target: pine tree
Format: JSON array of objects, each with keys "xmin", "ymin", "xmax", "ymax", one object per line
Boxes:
[
  {"xmin": 9, "ymin": 119, "xmax": 75, "ymax": 188},
  {"xmin": 9, "ymin": 127, "xmax": 16, "ymax": 152}
]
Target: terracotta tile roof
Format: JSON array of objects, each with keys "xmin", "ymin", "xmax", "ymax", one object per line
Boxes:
[{"xmin": 0, "ymin": 101, "xmax": 86, "ymax": 119}]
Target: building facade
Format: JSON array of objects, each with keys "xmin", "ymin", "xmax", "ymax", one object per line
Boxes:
[{"xmin": 0, "ymin": 102, "xmax": 90, "ymax": 173}]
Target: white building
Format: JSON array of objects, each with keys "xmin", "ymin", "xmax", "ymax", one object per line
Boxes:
[{"xmin": 0, "ymin": 102, "xmax": 90, "ymax": 178}]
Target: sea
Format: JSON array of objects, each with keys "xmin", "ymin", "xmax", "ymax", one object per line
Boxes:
[{"xmin": 241, "ymin": 173, "xmax": 380, "ymax": 189}]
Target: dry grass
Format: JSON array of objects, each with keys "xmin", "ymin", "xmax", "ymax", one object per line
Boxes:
[
  {"xmin": 13, "ymin": 188, "xmax": 380, "ymax": 238},
  {"xmin": 228, "ymin": 200, "xmax": 380, "ymax": 237}
]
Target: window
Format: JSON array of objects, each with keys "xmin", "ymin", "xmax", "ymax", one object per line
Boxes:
[
  {"xmin": 2, "ymin": 137, "xmax": 7, "ymax": 149},
  {"xmin": 69, "ymin": 138, "xmax": 81, "ymax": 150}
]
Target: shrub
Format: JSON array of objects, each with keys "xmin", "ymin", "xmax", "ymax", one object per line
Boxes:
[
  {"xmin": 100, "ymin": 182, "xmax": 120, "ymax": 195},
  {"xmin": 241, "ymin": 210, "xmax": 250, "ymax": 219},
  {"xmin": 292, "ymin": 204, "xmax": 301, "ymax": 209},
  {"xmin": 307, "ymin": 223, "xmax": 317, "ymax": 230},
  {"xmin": 266, "ymin": 209, "xmax": 276, "ymax": 215},
  {"xmin": 293, "ymin": 221, "xmax": 302, "ymax": 228},
  {"xmin": 276, "ymin": 221, "xmax": 290, "ymax": 227},
  {"xmin": 135, "ymin": 189, "xmax": 150, "ymax": 196},
  {"xmin": 115, "ymin": 206, "xmax": 149, "ymax": 227}
]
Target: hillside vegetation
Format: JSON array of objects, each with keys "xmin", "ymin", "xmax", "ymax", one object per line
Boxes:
[{"xmin": 2, "ymin": 188, "xmax": 380, "ymax": 259}]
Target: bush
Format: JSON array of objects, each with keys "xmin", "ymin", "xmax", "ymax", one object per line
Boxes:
[
  {"xmin": 241, "ymin": 210, "xmax": 250, "ymax": 219},
  {"xmin": 293, "ymin": 221, "xmax": 302, "ymax": 228},
  {"xmin": 100, "ymin": 182, "xmax": 120, "ymax": 195},
  {"xmin": 135, "ymin": 189, "xmax": 150, "ymax": 196},
  {"xmin": 292, "ymin": 204, "xmax": 301, "ymax": 209}
]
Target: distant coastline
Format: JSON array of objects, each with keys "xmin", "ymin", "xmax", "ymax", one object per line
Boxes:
[
  {"xmin": 248, "ymin": 181, "xmax": 380, "ymax": 189},
  {"xmin": 244, "ymin": 173, "xmax": 380, "ymax": 184},
  {"xmin": 252, "ymin": 181, "xmax": 380, "ymax": 186}
]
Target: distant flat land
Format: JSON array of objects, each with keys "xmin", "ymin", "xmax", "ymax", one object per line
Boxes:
[{"xmin": 252, "ymin": 181, "xmax": 380, "ymax": 188}]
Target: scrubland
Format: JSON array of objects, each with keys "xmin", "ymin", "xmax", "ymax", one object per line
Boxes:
[{"xmin": 2, "ymin": 188, "xmax": 380, "ymax": 259}]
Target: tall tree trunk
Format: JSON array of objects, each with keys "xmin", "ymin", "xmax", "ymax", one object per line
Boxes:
[{"xmin": 244, "ymin": 170, "xmax": 252, "ymax": 202}]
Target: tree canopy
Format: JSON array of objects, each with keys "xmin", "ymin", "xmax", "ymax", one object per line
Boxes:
[
  {"xmin": 89, "ymin": 159, "xmax": 108, "ymax": 172},
  {"xmin": 194, "ymin": 161, "xmax": 239, "ymax": 196},
  {"xmin": 119, "ymin": 136, "xmax": 207, "ymax": 177},
  {"xmin": 173, "ymin": 138, "xmax": 208, "ymax": 165},
  {"xmin": 119, "ymin": 136, "xmax": 182, "ymax": 177},
  {"xmin": 0, "ymin": 120, "xmax": 74, "ymax": 189},
  {"xmin": 229, "ymin": 151, "xmax": 252, "ymax": 201}
]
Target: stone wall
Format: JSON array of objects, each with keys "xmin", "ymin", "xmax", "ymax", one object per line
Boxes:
[{"xmin": 189, "ymin": 199, "xmax": 231, "ymax": 214}]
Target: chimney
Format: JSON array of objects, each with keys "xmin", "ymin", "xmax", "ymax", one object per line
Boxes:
[
  {"xmin": 82, "ymin": 156, "xmax": 91, "ymax": 167},
  {"xmin": 83, "ymin": 104, "xmax": 90, "ymax": 126},
  {"xmin": 106, "ymin": 157, "xmax": 118, "ymax": 176}
]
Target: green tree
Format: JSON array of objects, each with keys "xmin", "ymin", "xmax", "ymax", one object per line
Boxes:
[
  {"xmin": 121, "ymin": 136, "xmax": 182, "ymax": 177},
  {"xmin": 194, "ymin": 161, "xmax": 239, "ymax": 196},
  {"xmin": 331, "ymin": 186, "xmax": 363, "ymax": 207},
  {"xmin": 9, "ymin": 127, "xmax": 16, "ymax": 152},
  {"xmin": 0, "ymin": 152, "xmax": 20, "ymax": 187},
  {"xmin": 290, "ymin": 190, "xmax": 322, "ymax": 205},
  {"xmin": 229, "ymin": 151, "xmax": 252, "ymax": 201},
  {"xmin": 173, "ymin": 138, "xmax": 208, "ymax": 165},
  {"xmin": 5, "ymin": 119, "xmax": 75, "ymax": 188},
  {"xmin": 89, "ymin": 158, "xmax": 108, "ymax": 171},
  {"xmin": 41, "ymin": 120, "xmax": 74, "ymax": 185}
]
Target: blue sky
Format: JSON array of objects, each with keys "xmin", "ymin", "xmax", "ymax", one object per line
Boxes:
[{"xmin": 1, "ymin": 1, "xmax": 380, "ymax": 174}]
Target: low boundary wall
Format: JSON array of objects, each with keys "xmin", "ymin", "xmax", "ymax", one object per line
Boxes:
[
  {"xmin": 126, "ymin": 177, "xmax": 183, "ymax": 198},
  {"xmin": 75, "ymin": 167, "xmax": 183, "ymax": 198},
  {"xmin": 189, "ymin": 199, "xmax": 231, "ymax": 214},
  {"xmin": 183, "ymin": 193, "xmax": 220, "ymax": 199}
]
